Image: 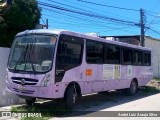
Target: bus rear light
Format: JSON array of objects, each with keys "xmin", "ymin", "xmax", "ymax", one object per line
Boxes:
[{"xmin": 41, "ymin": 74, "xmax": 51, "ymax": 87}]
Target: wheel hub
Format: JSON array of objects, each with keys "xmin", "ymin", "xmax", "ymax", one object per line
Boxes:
[{"xmin": 131, "ymin": 82, "xmax": 137, "ymax": 93}]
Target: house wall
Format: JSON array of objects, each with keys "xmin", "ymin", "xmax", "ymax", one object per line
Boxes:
[
  {"xmin": 145, "ymin": 37, "xmax": 160, "ymax": 78},
  {"xmin": 0, "ymin": 47, "xmax": 24, "ymax": 106}
]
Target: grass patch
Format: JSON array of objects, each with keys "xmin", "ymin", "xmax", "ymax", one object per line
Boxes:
[
  {"xmin": 153, "ymin": 78, "xmax": 160, "ymax": 81},
  {"xmin": 21, "ymin": 116, "xmax": 49, "ymax": 120},
  {"xmin": 145, "ymin": 79, "xmax": 160, "ymax": 94},
  {"xmin": 11, "ymin": 101, "xmax": 72, "ymax": 120},
  {"xmin": 140, "ymin": 86, "xmax": 160, "ymax": 94}
]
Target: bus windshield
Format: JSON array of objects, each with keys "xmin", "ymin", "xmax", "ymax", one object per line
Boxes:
[{"xmin": 8, "ymin": 35, "xmax": 57, "ymax": 73}]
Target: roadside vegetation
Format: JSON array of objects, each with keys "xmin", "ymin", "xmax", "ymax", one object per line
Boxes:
[
  {"xmin": 0, "ymin": 0, "xmax": 41, "ymax": 47},
  {"xmin": 11, "ymin": 100, "xmax": 71, "ymax": 120},
  {"xmin": 141, "ymin": 78, "xmax": 160, "ymax": 93}
]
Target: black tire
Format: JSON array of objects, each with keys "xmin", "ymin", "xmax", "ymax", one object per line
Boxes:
[
  {"xmin": 25, "ymin": 98, "xmax": 36, "ymax": 106},
  {"xmin": 126, "ymin": 80, "xmax": 138, "ymax": 96},
  {"xmin": 65, "ymin": 86, "xmax": 78, "ymax": 109}
]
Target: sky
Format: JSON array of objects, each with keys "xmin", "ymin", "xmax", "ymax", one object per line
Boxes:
[{"xmin": 38, "ymin": 0, "xmax": 160, "ymax": 38}]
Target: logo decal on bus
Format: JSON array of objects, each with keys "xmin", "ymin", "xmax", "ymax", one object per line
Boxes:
[
  {"xmin": 115, "ymin": 65, "xmax": 121, "ymax": 79},
  {"xmin": 103, "ymin": 64, "xmax": 121, "ymax": 80},
  {"xmin": 21, "ymin": 79, "xmax": 25, "ymax": 85},
  {"xmin": 127, "ymin": 65, "xmax": 133, "ymax": 77}
]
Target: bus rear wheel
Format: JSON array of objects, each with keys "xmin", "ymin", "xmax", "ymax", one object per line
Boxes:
[
  {"xmin": 126, "ymin": 80, "xmax": 138, "ymax": 96},
  {"xmin": 65, "ymin": 86, "xmax": 78, "ymax": 109},
  {"xmin": 25, "ymin": 98, "xmax": 36, "ymax": 106}
]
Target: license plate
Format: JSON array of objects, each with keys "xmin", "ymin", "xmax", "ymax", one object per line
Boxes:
[{"xmin": 18, "ymin": 85, "xmax": 26, "ymax": 91}]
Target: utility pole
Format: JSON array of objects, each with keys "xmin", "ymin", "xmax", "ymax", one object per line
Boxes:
[
  {"xmin": 140, "ymin": 9, "xmax": 145, "ymax": 47},
  {"xmin": 42, "ymin": 19, "xmax": 48, "ymax": 29},
  {"xmin": 46, "ymin": 19, "xmax": 48, "ymax": 29}
]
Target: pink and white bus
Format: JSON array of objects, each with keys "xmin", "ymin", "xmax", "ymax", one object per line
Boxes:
[{"xmin": 6, "ymin": 29, "xmax": 152, "ymax": 109}]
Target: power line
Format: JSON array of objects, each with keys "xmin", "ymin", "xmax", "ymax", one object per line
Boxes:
[
  {"xmin": 41, "ymin": 7, "xmax": 129, "ymax": 26},
  {"xmin": 39, "ymin": 1, "xmax": 141, "ymax": 36},
  {"xmin": 145, "ymin": 10, "xmax": 160, "ymax": 17},
  {"xmin": 62, "ymin": 0, "xmax": 139, "ymax": 22},
  {"xmin": 42, "ymin": 10, "xmax": 135, "ymax": 28},
  {"xmin": 48, "ymin": 19, "xmax": 135, "ymax": 29},
  {"xmin": 39, "ymin": 1, "xmax": 158, "ymax": 38},
  {"xmin": 77, "ymin": 0, "xmax": 139, "ymax": 12},
  {"xmin": 96, "ymin": 26, "xmax": 138, "ymax": 33},
  {"xmin": 47, "ymin": 19, "xmax": 138, "ymax": 35},
  {"xmin": 145, "ymin": 16, "xmax": 160, "ymax": 33},
  {"xmin": 40, "ymin": 1, "xmax": 137, "ymax": 25},
  {"xmin": 40, "ymin": 9, "xmax": 139, "ymax": 35},
  {"xmin": 38, "ymin": 1, "xmax": 139, "ymax": 27},
  {"xmin": 149, "ymin": 28, "xmax": 160, "ymax": 35},
  {"xmin": 40, "ymin": 17, "xmax": 45, "ymax": 24},
  {"xmin": 41, "ymin": 16, "xmax": 139, "ymax": 36}
]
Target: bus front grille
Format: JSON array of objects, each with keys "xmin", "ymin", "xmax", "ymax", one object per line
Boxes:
[{"xmin": 11, "ymin": 77, "xmax": 38, "ymax": 85}]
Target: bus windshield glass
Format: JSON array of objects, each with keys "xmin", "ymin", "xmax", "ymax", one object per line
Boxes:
[{"xmin": 8, "ymin": 35, "xmax": 56, "ymax": 73}]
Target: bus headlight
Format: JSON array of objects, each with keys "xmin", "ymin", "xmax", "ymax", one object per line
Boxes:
[{"xmin": 41, "ymin": 74, "xmax": 51, "ymax": 86}]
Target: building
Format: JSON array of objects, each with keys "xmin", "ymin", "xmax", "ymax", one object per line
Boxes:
[
  {"xmin": 100, "ymin": 35, "xmax": 160, "ymax": 78},
  {"xmin": 145, "ymin": 36, "xmax": 160, "ymax": 78}
]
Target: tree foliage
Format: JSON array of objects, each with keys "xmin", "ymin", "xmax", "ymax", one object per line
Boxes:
[{"xmin": 0, "ymin": 0, "xmax": 41, "ymax": 47}]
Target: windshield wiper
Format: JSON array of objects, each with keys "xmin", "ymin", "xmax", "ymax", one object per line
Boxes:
[{"xmin": 24, "ymin": 42, "xmax": 36, "ymax": 74}]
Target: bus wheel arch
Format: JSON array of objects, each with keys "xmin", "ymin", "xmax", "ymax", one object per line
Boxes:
[
  {"xmin": 126, "ymin": 78, "xmax": 138, "ymax": 96},
  {"xmin": 64, "ymin": 81, "xmax": 81, "ymax": 109},
  {"xmin": 132, "ymin": 78, "xmax": 138, "ymax": 86}
]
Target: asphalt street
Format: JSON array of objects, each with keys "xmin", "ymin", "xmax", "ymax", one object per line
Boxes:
[
  {"xmin": 0, "ymin": 92, "xmax": 160, "ymax": 120},
  {"xmin": 50, "ymin": 93, "xmax": 160, "ymax": 120}
]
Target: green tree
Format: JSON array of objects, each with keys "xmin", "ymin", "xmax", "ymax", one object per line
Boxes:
[{"xmin": 0, "ymin": 0, "xmax": 41, "ymax": 47}]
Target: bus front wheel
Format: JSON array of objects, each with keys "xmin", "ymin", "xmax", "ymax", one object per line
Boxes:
[
  {"xmin": 65, "ymin": 86, "xmax": 78, "ymax": 109},
  {"xmin": 126, "ymin": 80, "xmax": 138, "ymax": 96},
  {"xmin": 25, "ymin": 98, "xmax": 36, "ymax": 106}
]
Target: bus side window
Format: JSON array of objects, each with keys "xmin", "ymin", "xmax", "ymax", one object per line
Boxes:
[
  {"xmin": 143, "ymin": 52, "xmax": 151, "ymax": 66},
  {"xmin": 133, "ymin": 50, "xmax": 142, "ymax": 65},
  {"xmin": 86, "ymin": 40, "xmax": 104, "ymax": 64},
  {"xmin": 122, "ymin": 48, "xmax": 133, "ymax": 65},
  {"xmin": 55, "ymin": 34, "xmax": 84, "ymax": 82},
  {"xmin": 105, "ymin": 44, "xmax": 120, "ymax": 64}
]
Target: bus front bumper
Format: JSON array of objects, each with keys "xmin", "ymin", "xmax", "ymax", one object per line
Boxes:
[{"xmin": 6, "ymin": 83, "xmax": 59, "ymax": 99}]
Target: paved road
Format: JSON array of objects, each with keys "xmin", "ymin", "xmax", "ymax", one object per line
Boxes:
[
  {"xmin": 0, "ymin": 90, "xmax": 160, "ymax": 120},
  {"xmin": 50, "ymin": 93, "xmax": 160, "ymax": 120},
  {"xmin": 86, "ymin": 93, "xmax": 160, "ymax": 111}
]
